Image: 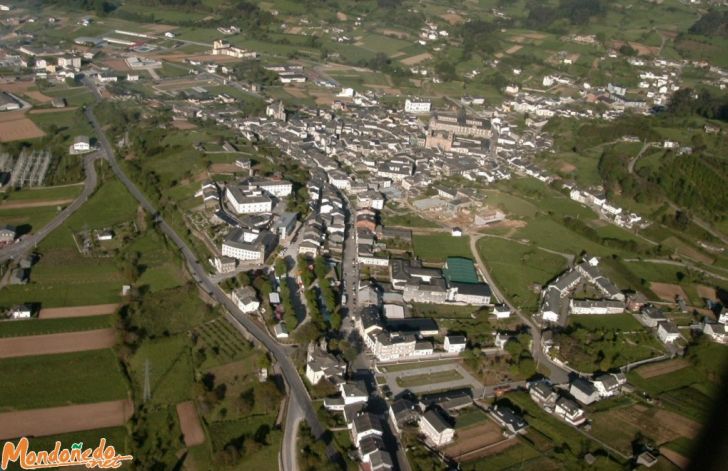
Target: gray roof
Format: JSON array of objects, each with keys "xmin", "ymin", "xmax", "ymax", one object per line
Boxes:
[{"xmin": 422, "ymin": 408, "xmax": 452, "ymax": 433}]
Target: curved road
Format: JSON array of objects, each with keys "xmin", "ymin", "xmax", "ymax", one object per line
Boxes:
[
  {"xmin": 83, "ymin": 102, "xmax": 333, "ymax": 470},
  {"xmin": 0, "ymin": 153, "xmax": 100, "ymax": 264},
  {"xmin": 469, "ymin": 234, "xmax": 570, "ymax": 384}
]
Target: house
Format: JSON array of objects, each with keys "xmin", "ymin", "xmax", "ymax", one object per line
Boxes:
[
  {"xmin": 444, "ymin": 335, "xmax": 467, "ymax": 353},
  {"xmin": 451, "ymin": 227, "xmax": 462, "ymax": 237},
  {"xmin": 419, "ymin": 409, "xmax": 455, "ymax": 446},
  {"xmin": 213, "ymin": 256, "xmax": 237, "ymax": 274},
  {"xmin": 640, "ymin": 305, "xmax": 667, "ymax": 328},
  {"xmin": 404, "ymin": 98, "xmax": 432, "ymax": 113},
  {"xmin": 529, "ymin": 382, "xmax": 558, "ymax": 409},
  {"xmin": 305, "ymin": 343, "xmax": 346, "ymax": 385},
  {"xmin": 359, "ymin": 436, "xmax": 394, "ymax": 470},
  {"xmin": 7, "ymin": 305, "xmax": 32, "ymax": 319},
  {"xmin": 570, "ymin": 378, "xmax": 599, "ymax": 405},
  {"xmin": 493, "ymin": 304, "xmax": 511, "ymax": 319},
  {"xmin": 554, "ymin": 397, "xmax": 586, "ymax": 426},
  {"xmin": 490, "ymin": 405, "xmax": 527, "ymax": 434},
  {"xmin": 703, "ymin": 322, "xmax": 728, "ymax": 344},
  {"xmin": 70, "ymin": 135, "xmax": 91, "ymax": 154},
  {"xmin": 226, "ymin": 186, "xmax": 272, "ymax": 214},
  {"xmin": 593, "ymin": 373, "xmax": 626, "ymax": 398},
  {"xmin": 221, "ymin": 228, "xmax": 276, "ymax": 262},
  {"xmin": 389, "ymin": 399, "xmax": 419, "ymax": 433},
  {"xmin": 232, "ymin": 286, "xmax": 260, "ymax": 313},
  {"xmin": 657, "ymin": 321, "xmax": 681, "ymax": 344},
  {"xmin": 450, "ymin": 282, "xmax": 492, "ymax": 305},
  {"xmin": 351, "ymin": 413, "xmax": 383, "ymax": 447},
  {"xmin": 383, "ymin": 304, "xmax": 405, "ymax": 320},
  {"xmin": 0, "ymin": 225, "xmax": 16, "ymax": 245},
  {"xmin": 96, "ymin": 230, "xmax": 114, "ymax": 241},
  {"xmin": 274, "ymin": 322, "xmax": 289, "ymax": 339},
  {"xmin": 341, "ymin": 381, "xmax": 368, "ymax": 405}
]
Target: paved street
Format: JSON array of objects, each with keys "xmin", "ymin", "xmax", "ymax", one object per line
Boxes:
[
  {"xmin": 83, "ymin": 89, "xmax": 338, "ymax": 469},
  {"xmin": 0, "ymin": 153, "xmax": 100, "ymax": 264}
]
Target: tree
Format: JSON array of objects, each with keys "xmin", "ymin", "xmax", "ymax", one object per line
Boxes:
[{"xmin": 274, "ymin": 257, "xmax": 288, "ymax": 277}]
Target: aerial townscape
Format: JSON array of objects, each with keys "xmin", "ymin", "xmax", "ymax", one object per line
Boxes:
[{"xmin": 1, "ymin": 0, "xmax": 728, "ymax": 470}]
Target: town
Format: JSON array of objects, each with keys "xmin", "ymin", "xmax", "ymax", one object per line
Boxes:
[{"xmin": 0, "ymin": 1, "xmax": 727, "ymax": 471}]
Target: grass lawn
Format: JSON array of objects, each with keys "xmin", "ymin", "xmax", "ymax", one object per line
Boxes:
[
  {"xmin": 477, "ymin": 237, "xmax": 567, "ymax": 311},
  {"xmin": 455, "ymin": 407, "xmax": 488, "ymax": 429},
  {"xmin": 208, "ymin": 415, "xmax": 283, "ymax": 467},
  {"xmin": 461, "ymin": 439, "xmax": 542, "ymax": 471},
  {"xmin": 2, "ymin": 185, "xmax": 83, "ymax": 202},
  {"xmin": 0, "ymin": 315, "xmax": 113, "ymax": 338},
  {"xmin": 412, "ymin": 302, "xmax": 485, "ymax": 319},
  {"xmin": 396, "ymin": 369, "xmax": 463, "ymax": 388},
  {"xmin": 382, "ymin": 210, "xmax": 440, "ymax": 228},
  {"xmin": 125, "ymin": 231, "xmax": 185, "ymax": 292},
  {"xmin": 0, "ymin": 349, "xmax": 128, "ymax": 411},
  {"xmin": 0, "ymin": 205, "xmax": 61, "ymax": 235},
  {"xmin": 129, "ymin": 334, "xmax": 195, "ymax": 406},
  {"xmin": 568, "ymin": 314, "xmax": 643, "ymax": 331},
  {"xmin": 413, "ymin": 233, "xmax": 472, "ymax": 263},
  {"xmin": 380, "ymin": 359, "xmax": 458, "ymax": 373}
]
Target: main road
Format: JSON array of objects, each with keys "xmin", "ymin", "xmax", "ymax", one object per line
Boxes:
[
  {"xmin": 0, "ymin": 153, "xmax": 100, "ymax": 264},
  {"xmin": 82, "ymin": 88, "xmax": 334, "ymax": 470}
]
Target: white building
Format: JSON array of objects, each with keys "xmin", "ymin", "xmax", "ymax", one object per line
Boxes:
[
  {"xmin": 443, "ymin": 335, "xmax": 466, "ymax": 353},
  {"xmin": 404, "ymin": 98, "xmax": 432, "ymax": 114},
  {"xmin": 7, "ymin": 305, "xmax": 32, "ymax": 319},
  {"xmin": 554, "ymin": 397, "xmax": 586, "ymax": 426},
  {"xmin": 493, "ymin": 304, "xmax": 511, "ymax": 319},
  {"xmin": 657, "ymin": 321, "xmax": 681, "ymax": 344},
  {"xmin": 253, "ymin": 179, "xmax": 293, "ymax": 197},
  {"xmin": 274, "ymin": 322, "xmax": 289, "ymax": 339},
  {"xmin": 226, "ymin": 186, "xmax": 272, "ymax": 214},
  {"xmin": 71, "ymin": 135, "xmax": 91, "ymax": 154},
  {"xmin": 232, "ymin": 286, "xmax": 260, "ymax": 313},
  {"xmin": 419, "ymin": 409, "xmax": 454, "ymax": 447}
]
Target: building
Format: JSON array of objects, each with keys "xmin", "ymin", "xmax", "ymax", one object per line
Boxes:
[
  {"xmin": 570, "ymin": 378, "xmax": 599, "ymax": 405},
  {"xmin": 429, "ymin": 112, "xmax": 490, "ymax": 138},
  {"xmin": 554, "ymin": 397, "xmax": 586, "ymax": 426},
  {"xmin": 450, "ymin": 282, "xmax": 492, "ymax": 305},
  {"xmin": 7, "ymin": 305, "xmax": 32, "ymax": 319},
  {"xmin": 569, "ymin": 299, "xmax": 625, "ymax": 315},
  {"xmin": 274, "ymin": 212, "xmax": 297, "ymax": 239},
  {"xmin": 419, "ymin": 409, "xmax": 455, "ymax": 446},
  {"xmin": 444, "ymin": 335, "xmax": 467, "ymax": 353},
  {"xmin": 493, "ymin": 304, "xmax": 511, "ymax": 319},
  {"xmin": 226, "ymin": 186, "xmax": 272, "ymax": 214},
  {"xmin": 0, "ymin": 225, "xmax": 16, "ymax": 245},
  {"xmin": 340, "ymin": 381, "xmax": 368, "ymax": 405},
  {"xmin": 211, "ymin": 39, "xmax": 256, "ymax": 58},
  {"xmin": 351, "ymin": 413, "xmax": 383, "ymax": 447},
  {"xmin": 640, "ymin": 305, "xmax": 667, "ymax": 327},
  {"xmin": 404, "ymin": 98, "xmax": 432, "ymax": 113},
  {"xmin": 359, "ymin": 436, "xmax": 394, "ymax": 470},
  {"xmin": 213, "ymin": 256, "xmax": 237, "ymax": 274},
  {"xmin": 266, "ymin": 101, "xmax": 287, "ymax": 121},
  {"xmin": 252, "ymin": 179, "xmax": 293, "ymax": 198},
  {"xmin": 703, "ymin": 322, "xmax": 728, "ymax": 344},
  {"xmin": 0, "ymin": 92, "xmax": 20, "ymax": 111},
  {"xmin": 490, "ymin": 405, "xmax": 527, "ymax": 434},
  {"xmin": 657, "ymin": 321, "xmax": 681, "ymax": 344},
  {"xmin": 529, "ymin": 382, "xmax": 558, "ymax": 409},
  {"xmin": 593, "ymin": 373, "xmax": 626, "ymax": 398},
  {"xmin": 70, "ymin": 135, "xmax": 91, "ymax": 154},
  {"xmin": 221, "ymin": 228, "xmax": 276, "ymax": 262},
  {"xmin": 274, "ymin": 322, "xmax": 289, "ymax": 339},
  {"xmin": 389, "ymin": 399, "xmax": 419, "ymax": 433},
  {"xmin": 383, "ymin": 304, "xmax": 405, "ymax": 320},
  {"xmin": 232, "ymin": 286, "xmax": 260, "ymax": 313}
]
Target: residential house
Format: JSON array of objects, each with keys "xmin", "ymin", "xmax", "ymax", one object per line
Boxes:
[
  {"xmin": 657, "ymin": 321, "xmax": 681, "ymax": 344},
  {"xmin": 7, "ymin": 304, "xmax": 32, "ymax": 319},
  {"xmin": 490, "ymin": 405, "xmax": 527, "ymax": 434},
  {"xmin": 351, "ymin": 413, "xmax": 383, "ymax": 447},
  {"xmin": 232, "ymin": 286, "xmax": 260, "ymax": 313},
  {"xmin": 444, "ymin": 335, "xmax": 467, "ymax": 353},
  {"xmin": 0, "ymin": 225, "xmax": 16, "ymax": 245},
  {"xmin": 570, "ymin": 378, "xmax": 599, "ymax": 405},
  {"xmin": 389, "ymin": 399, "xmax": 419, "ymax": 433},
  {"xmin": 529, "ymin": 382, "xmax": 558, "ymax": 410},
  {"xmin": 593, "ymin": 373, "xmax": 626, "ymax": 398},
  {"xmin": 554, "ymin": 397, "xmax": 586, "ymax": 426},
  {"xmin": 274, "ymin": 322, "xmax": 289, "ymax": 339},
  {"xmin": 703, "ymin": 322, "xmax": 728, "ymax": 344},
  {"xmin": 419, "ymin": 409, "xmax": 455, "ymax": 447},
  {"xmin": 305, "ymin": 343, "xmax": 346, "ymax": 385}
]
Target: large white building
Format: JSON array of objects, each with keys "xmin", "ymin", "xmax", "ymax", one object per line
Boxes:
[
  {"xmin": 404, "ymin": 98, "xmax": 432, "ymax": 114},
  {"xmin": 250, "ymin": 179, "xmax": 293, "ymax": 198},
  {"xmin": 221, "ymin": 228, "xmax": 275, "ymax": 262},
  {"xmin": 226, "ymin": 186, "xmax": 272, "ymax": 214},
  {"xmin": 231, "ymin": 286, "xmax": 260, "ymax": 313}
]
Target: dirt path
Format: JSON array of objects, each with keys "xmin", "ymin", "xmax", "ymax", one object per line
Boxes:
[
  {"xmin": 0, "ymin": 198, "xmax": 74, "ymax": 209},
  {"xmin": 176, "ymin": 401, "xmax": 205, "ymax": 446},
  {"xmin": 0, "ymin": 328, "xmax": 116, "ymax": 358},
  {"xmin": 0, "ymin": 399, "xmax": 133, "ymax": 440},
  {"xmin": 38, "ymin": 303, "xmax": 120, "ymax": 319}
]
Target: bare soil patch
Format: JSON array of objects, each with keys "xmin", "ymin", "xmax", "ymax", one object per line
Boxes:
[
  {"xmin": 660, "ymin": 447, "xmax": 689, "ymax": 469},
  {"xmin": 209, "ymin": 163, "xmax": 240, "ymax": 174},
  {"xmin": 28, "ymin": 107, "xmax": 78, "ymax": 114},
  {"xmin": 24, "ymin": 91, "xmax": 52, "ymax": 103},
  {"xmin": 607, "ymin": 405, "xmax": 699, "ymax": 445},
  {"xmin": 144, "ymin": 23, "xmax": 176, "ymax": 34},
  {"xmin": 0, "ymin": 198, "xmax": 72, "ymax": 210},
  {"xmin": 283, "ymin": 86, "xmax": 308, "ymax": 98},
  {"xmin": 443, "ymin": 420, "xmax": 512, "ymax": 462},
  {"xmin": 610, "ymin": 40, "xmax": 659, "ymax": 56},
  {"xmin": 157, "ymin": 53, "xmax": 242, "ymax": 64},
  {"xmin": 103, "ymin": 59, "xmax": 130, "ymax": 71},
  {"xmin": 172, "ymin": 119, "xmax": 198, "ymax": 130},
  {"xmin": 401, "ymin": 52, "xmax": 432, "ymax": 66},
  {"xmin": 650, "ymin": 282, "xmax": 688, "ymax": 303},
  {"xmin": 636, "ymin": 359, "xmax": 689, "ymax": 379},
  {"xmin": 38, "ymin": 304, "xmax": 120, "ymax": 319},
  {"xmin": 336, "ymin": 11, "xmax": 347, "ymax": 21},
  {"xmin": 505, "ymin": 45, "xmax": 523, "ymax": 55},
  {"xmin": 177, "ymin": 401, "xmax": 205, "ymax": 446},
  {"xmin": 0, "ymin": 328, "xmax": 116, "ymax": 358},
  {"xmin": 440, "ymin": 12, "xmax": 464, "ymax": 25},
  {"xmin": 0, "ymin": 118, "xmax": 46, "ymax": 142},
  {"xmin": 696, "ymin": 285, "xmax": 717, "ymax": 300},
  {"xmin": 0, "ymin": 399, "xmax": 133, "ymax": 440},
  {"xmin": 560, "ymin": 162, "xmax": 576, "ymax": 173},
  {"xmin": 362, "ymin": 84, "xmax": 400, "ymax": 94},
  {"xmin": 378, "ymin": 29, "xmax": 410, "ymax": 39}
]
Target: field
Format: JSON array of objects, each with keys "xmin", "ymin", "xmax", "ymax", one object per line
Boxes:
[
  {"xmin": 382, "ymin": 209, "xmax": 440, "ymax": 228},
  {"xmin": 0, "ymin": 399, "xmax": 133, "ymax": 441},
  {"xmin": 444, "ymin": 419, "xmax": 515, "ymax": 462},
  {"xmin": 0, "ymin": 315, "xmax": 113, "ymax": 338},
  {"xmin": 0, "ymin": 328, "xmax": 116, "ymax": 358},
  {"xmin": 636, "ymin": 359, "xmax": 690, "ymax": 379},
  {"xmin": 568, "ymin": 313, "xmax": 642, "ymax": 331},
  {"xmin": 176, "ymin": 401, "xmax": 205, "ymax": 447},
  {"xmin": 650, "ymin": 282, "xmax": 688, "ymax": 303},
  {"xmin": 0, "ymin": 113, "xmax": 46, "ymax": 142},
  {"xmin": 396, "ymin": 369, "xmax": 463, "ymax": 388},
  {"xmin": 413, "ymin": 233, "xmax": 472, "ymax": 263},
  {"xmin": 477, "ymin": 237, "xmax": 567, "ymax": 311},
  {"xmin": 0, "ymin": 349, "xmax": 128, "ymax": 411},
  {"xmin": 129, "ymin": 334, "xmax": 195, "ymax": 406},
  {"xmin": 38, "ymin": 303, "xmax": 119, "ymax": 319}
]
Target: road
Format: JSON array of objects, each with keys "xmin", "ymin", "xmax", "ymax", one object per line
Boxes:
[
  {"xmin": 82, "ymin": 94, "xmax": 336, "ymax": 469},
  {"xmin": 468, "ymin": 234, "xmax": 570, "ymax": 384},
  {"xmin": 0, "ymin": 153, "xmax": 100, "ymax": 264}
]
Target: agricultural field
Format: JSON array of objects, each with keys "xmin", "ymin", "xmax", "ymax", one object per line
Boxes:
[{"xmin": 412, "ymin": 233, "xmax": 472, "ymax": 263}]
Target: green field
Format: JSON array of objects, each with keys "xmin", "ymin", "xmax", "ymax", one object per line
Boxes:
[
  {"xmin": 129, "ymin": 334, "xmax": 195, "ymax": 406},
  {"xmin": 0, "ymin": 315, "xmax": 113, "ymax": 338},
  {"xmin": 0, "ymin": 349, "xmax": 128, "ymax": 411},
  {"xmin": 396, "ymin": 369, "xmax": 463, "ymax": 388},
  {"xmin": 0, "ymin": 205, "xmax": 60, "ymax": 235},
  {"xmin": 413, "ymin": 233, "xmax": 472, "ymax": 263},
  {"xmin": 455, "ymin": 407, "xmax": 488, "ymax": 429},
  {"xmin": 2, "ymin": 185, "xmax": 83, "ymax": 202},
  {"xmin": 477, "ymin": 237, "xmax": 567, "ymax": 311},
  {"xmin": 568, "ymin": 314, "xmax": 642, "ymax": 331},
  {"xmin": 382, "ymin": 210, "xmax": 440, "ymax": 228}
]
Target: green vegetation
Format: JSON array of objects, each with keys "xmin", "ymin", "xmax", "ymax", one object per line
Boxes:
[
  {"xmin": 454, "ymin": 407, "xmax": 488, "ymax": 429},
  {"xmin": 382, "ymin": 210, "xmax": 440, "ymax": 228},
  {"xmin": 0, "ymin": 349, "xmax": 128, "ymax": 411},
  {"xmin": 125, "ymin": 284, "xmax": 213, "ymax": 338},
  {"xmin": 0, "ymin": 315, "xmax": 113, "ymax": 338},
  {"xmin": 396, "ymin": 369, "xmax": 463, "ymax": 388},
  {"xmin": 413, "ymin": 233, "xmax": 472, "ymax": 263}
]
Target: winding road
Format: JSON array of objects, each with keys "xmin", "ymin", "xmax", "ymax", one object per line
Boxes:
[
  {"xmin": 82, "ymin": 81, "xmax": 335, "ymax": 470},
  {"xmin": 0, "ymin": 153, "xmax": 100, "ymax": 264}
]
